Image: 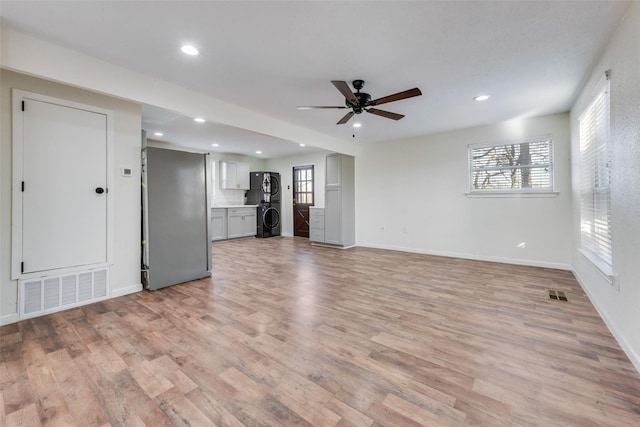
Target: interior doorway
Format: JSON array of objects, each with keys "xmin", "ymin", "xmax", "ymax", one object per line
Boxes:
[{"xmin": 292, "ymin": 165, "xmax": 314, "ymax": 238}]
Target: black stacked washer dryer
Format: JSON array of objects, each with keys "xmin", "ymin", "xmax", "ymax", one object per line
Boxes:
[{"xmin": 247, "ymin": 172, "xmax": 281, "ymax": 238}]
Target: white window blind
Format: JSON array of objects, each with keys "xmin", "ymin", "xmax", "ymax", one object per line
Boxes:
[
  {"xmin": 578, "ymin": 74, "xmax": 612, "ymax": 269},
  {"xmin": 469, "ymin": 137, "xmax": 553, "ymax": 192}
]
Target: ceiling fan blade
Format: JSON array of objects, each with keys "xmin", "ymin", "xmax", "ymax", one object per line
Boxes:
[
  {"xmin": 336, "ymin": 111, "xmax": 355, "ymax": 125},
  {"xmin": 367, "ymin": 108, "xmax": 405, "ymax": 121},
  {"xmin": 331, "ymin": 80, "xmax": 358, "ymax": 104},
  {"xmin": 297, "ymin": 106, "xmax": 348, "ymax": 110},
  {"xmin": 369, "ymin": 88, "xmax": 422, "ymax": 106}
]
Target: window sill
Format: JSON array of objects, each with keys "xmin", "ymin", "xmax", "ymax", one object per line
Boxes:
[
  {"xmin": 465, "ymin": 191, "xmax": 559, "ymax": 198},
  {"xmin": 578, "ymin": 248, "xmax": 619, "ymax": 291}
]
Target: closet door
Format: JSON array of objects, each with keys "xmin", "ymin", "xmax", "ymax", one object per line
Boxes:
[{"xmin": 20, "ymin": 97, "xmax": 108, "ymax": 274}]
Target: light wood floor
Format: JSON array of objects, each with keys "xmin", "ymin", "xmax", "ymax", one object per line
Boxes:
[{"xmin": 2, "ymin": 237, "xmax": 640, "ymax": 426}]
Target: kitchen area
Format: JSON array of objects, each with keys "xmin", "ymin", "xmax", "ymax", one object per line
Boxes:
[
  {"xmin": 140, "ymin": 104, "xmax": 355, "ymax": 291},
  {"xmin": 208, "ymin": 153, "xmax": 354, "ymax": 246},
  {"xmin": 211, "ymin": 163, "xmax": 281, "ymax": 241}
]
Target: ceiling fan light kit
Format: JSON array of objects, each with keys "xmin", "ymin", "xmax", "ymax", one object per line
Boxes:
[{"xmin": 298, "ymin": 80, "xmax": 422, "ymax": 125}]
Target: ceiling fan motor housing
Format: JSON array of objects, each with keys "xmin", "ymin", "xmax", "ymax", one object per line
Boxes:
[
  {"xmin": 346, "ymin": 80, "xmax": 372, "ymax": 113},
  {"xmin": 349, "ymin": 93, "xmax": 371, "ymax": 113}
]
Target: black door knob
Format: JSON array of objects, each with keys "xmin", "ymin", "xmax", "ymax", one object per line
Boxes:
[{"xmin": 95, "ymin": 187, "xmax": 105, "ymax": 194}]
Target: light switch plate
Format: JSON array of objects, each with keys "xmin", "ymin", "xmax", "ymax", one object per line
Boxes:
[{"xmin": 121, "ymin": 167, "xmax": 132, "ymax": 177}]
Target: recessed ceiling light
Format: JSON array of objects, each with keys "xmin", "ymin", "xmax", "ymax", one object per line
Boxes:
[
  {"xmin": 154, "ymin": 132, "xmax": 163, "ymax": 137},
  {"xmin": 256, "ymin": 150, "xmax": 262, "ymax": 154},
  {"xmin": 211, "ymin": 143, "xmax": 219, "ymax": 147},
  {"xmin": 353, "ymin": 122, "xmax": 362, "ymax": 128},
  {"xmin": 181, "ymin": 45, "xmax": 199, "ymax": 56},
  {"xmin": 300, "ymin": 143, "xmax": 306, "ymax": 147},
  {"xmin": 194, "ymin": 117, "xmax": 205, "ymax": 123},
  {"xmin": 474, "ymin": 95, "xmax": 490, "ymax": 101}
]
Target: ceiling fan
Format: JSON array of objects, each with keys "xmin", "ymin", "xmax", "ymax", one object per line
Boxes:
[{"xmin": 297, "ymin": 80, "xmax": 422, "ymax": 125}]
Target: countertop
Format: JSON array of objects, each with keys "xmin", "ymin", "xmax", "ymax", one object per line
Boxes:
[{"xmin": 212, "ymin": 205, "xmax": 258, "ymax": 209}]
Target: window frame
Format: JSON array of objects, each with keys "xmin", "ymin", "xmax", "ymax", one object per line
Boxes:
[
  {"xmin": 293, "ymin": 165, "xmax": 314, "ymax": 205},
  {"xmin": 467, "ymin": 136, "xmax": 556, "ymax": 197}
]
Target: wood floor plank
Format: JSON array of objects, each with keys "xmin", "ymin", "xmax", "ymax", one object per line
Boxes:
[
  {"xmin": 185, "ymin": 387, "xmax": 245, "ymax": 427},
  {"xmin": 1, "ymin": 237, "xmax": 639, "ymax": 426},
  {"xmin": 3, "ymin": 403, "xmax": 41, "ymax": 427},
  {"xmin": 21, "ymin": 340, "xmax": 76, "ymax": 426},
  {"xmin": 154, "ymin": 386, "xmax": 216, "ymax": 427},
  {"xmin": 46, "ymin": 348, "xmax": 109, "ymax": 426}
]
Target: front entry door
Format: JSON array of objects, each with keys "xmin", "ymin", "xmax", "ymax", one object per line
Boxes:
[
  {"xmin": 20, "ymin": 96, "xmax": 109, "ymax": 274},
  {"xmin": 292, "ymin": 165, "xmax": 314, "ymax": 238}
]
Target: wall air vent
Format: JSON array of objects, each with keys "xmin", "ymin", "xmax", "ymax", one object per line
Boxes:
[{"xmin": 19, "ymin": 268, "xmax": 109, "ymax": 319}]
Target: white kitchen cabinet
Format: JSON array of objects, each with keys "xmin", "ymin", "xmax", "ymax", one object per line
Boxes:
[
  {"xmin": 237, "ymin": 162, "xmax": 250, "ymax": 189},
  {"xmin": 325, "ymin": 153, "xmax": 342, "ymax": 187},
  {"xmin": 220, "ymin": 160, "xmax": 250, "ymax": 190},
  {"xmin": 309, "ymin": 207, "xmax": 325, "ymax": 243},
  {"xmin": 323, "ymin": 154, "xmax": 355, "ymax": 247},
  {"xmin": 243, "ymin": 209, "xmax": 257, "ymax": 236},
  {"xmin": 227, "ymin": 207, "xmax": 256, "ymax": 239},
  {"xmin": 211, "ymin": 208, "xmax": 227, "ymax": 241}
]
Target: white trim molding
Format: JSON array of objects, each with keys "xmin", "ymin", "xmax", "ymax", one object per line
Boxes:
[
  {"xmin": 0, "ymin": 313, "xmax": 19, "ymax": 327},
  {"xmin": 573, "ymin": 267, "xmax": 640, "ymax": 374},
  {"xmin": 110, "ymin": 283, "xmax": 143, "ymax": 298},
  {"xmin": 357, "ymin": 242, "xmax": 572, "ymax": 271}
]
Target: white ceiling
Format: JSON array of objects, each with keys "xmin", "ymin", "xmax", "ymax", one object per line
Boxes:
[
  {"xmin": 0, "ymin": 1, "xmax": 630, "ymax": 157},
  {"xmin": 141, "ymin": 104, "xmax": 322, "ymax": 158}
]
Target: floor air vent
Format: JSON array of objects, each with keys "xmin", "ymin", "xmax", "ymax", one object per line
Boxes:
[
  {"xmin": 19, "ymin": 268, "xmax": 109, "ymax": 320},
  {"xmin": 548, "ymin": 289, "xmax": 568, "ymax": 301}
]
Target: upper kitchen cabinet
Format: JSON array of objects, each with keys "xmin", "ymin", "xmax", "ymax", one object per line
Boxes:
[{"xmin": 220, "ymin": 160, "xmax": 250, "ymax": 190}]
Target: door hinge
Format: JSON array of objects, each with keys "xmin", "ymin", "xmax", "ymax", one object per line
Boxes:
[
  {"xmin": 21, "ymin": 101, "xmax": 25, "ymax": 111},
  {"xmin": 21, "ymin": 181, "xmax": 25, "ymax": 192},
  {"xmin": 21, "ymin": 262, "xmax": 24, "ymax": 273}
]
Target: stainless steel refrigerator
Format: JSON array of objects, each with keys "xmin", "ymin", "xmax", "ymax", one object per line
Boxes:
[{"xmin": 141, "ymin": 145, "xmax": 211, "ymax": 291}]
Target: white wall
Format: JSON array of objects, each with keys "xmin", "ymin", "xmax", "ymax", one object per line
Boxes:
[
  {"xmin": 356, "ymin": 112, "xmax": 573, "ymax": 269},
  {"xmin": 570, "ymin": 2, "xmax": 640, "ymax": 371},
  {"xmin": 265, "ymin": 151, "xmax": 329, "ymax": 236},
  {"xmin": 0, "ymin": 70, "xmax": 142, "ymax": 324}
]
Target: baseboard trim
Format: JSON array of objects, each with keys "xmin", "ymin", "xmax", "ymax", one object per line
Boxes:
[
  {"xmin": 572, "ymin": 267, "xmax": 640, "ymax": 374},
  {"xmin": 356, "ymin": 242, "xmax": 572, "ymax": 271},
  {"xmin": 111, "ymin": 283, "xmax": 143, "ymax": 298},
  {"xmin": 311, "ymin": 242, "xmax": 356, "ymax": 250},
  {"xmin": 0, "ymin": 313, "xmax": 19, "ymax": 326}
]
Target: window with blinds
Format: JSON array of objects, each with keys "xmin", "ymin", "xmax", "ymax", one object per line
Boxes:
[
  {"xmin": 578, "ymin": 75, "xmax": 612, "ymax": 270},
  {"xmin": 469, "ymin": 137, "xmax": 553, "ymax": 192}
]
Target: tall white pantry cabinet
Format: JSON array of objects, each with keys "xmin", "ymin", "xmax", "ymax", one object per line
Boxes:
[{"xmin": 324, "ymin": 153, "xmax": 355, "ymax": 247}]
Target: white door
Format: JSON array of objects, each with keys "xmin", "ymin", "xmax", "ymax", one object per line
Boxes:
[{"xmin": 21, "ymin": 98, "xmax": 108, "ymax": 274}]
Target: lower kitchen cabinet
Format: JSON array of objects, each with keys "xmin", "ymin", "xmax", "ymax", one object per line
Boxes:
[
  {"xmin": 211, "ymin": 208, "xmax": 227, "ymax": 241},
  {"xmin": 309, "ymin": 207, "xmax": 325, "ymax": 243},
  {"xmin": 227, "ymin": 207, "xmax": 257, "ymax": 239},
  {"xmin": 211, "ymin": 207, "xmax": 256, "ymax": 241}
]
